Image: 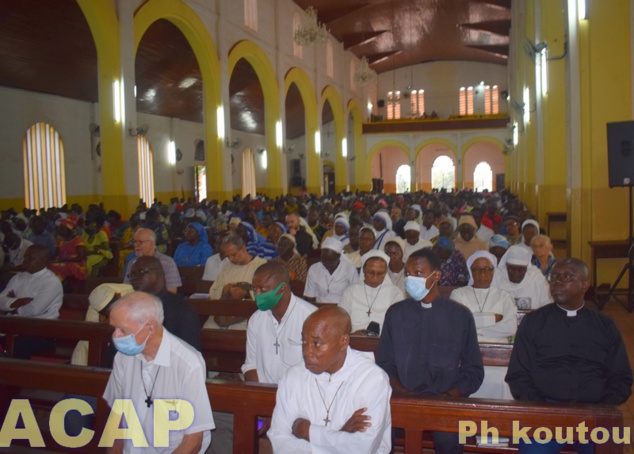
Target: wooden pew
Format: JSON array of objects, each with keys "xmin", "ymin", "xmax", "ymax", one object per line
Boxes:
[
  {"xmin": 0, "ymin": 359, "xmax": 623, "ymax": 454},
  {"xmin": 0, "ymin": 316, "xmax": 113, "ymax": 367}
]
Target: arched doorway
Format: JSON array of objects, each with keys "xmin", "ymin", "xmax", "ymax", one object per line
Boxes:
[
  {"xmin": 322, "ymin": 100, "xmax": 335, "ymax": 196},
  {"xmin": 415, "ymin": 141, "xmax": 457, "ymax": 192},
  {"xmin": 462, "ymin": 139, "xmax": 505, "ymax": 190},
  {"xmin": 431, "ymin": 156, "xmax": 456, "ymax": 190},
  {"xmin": 474, "ymin": 162, "xmax": 493, "ymax": 191},
  {"xmin": 370, "ymin": 144, "xmax": 409, "ymax": 194},
  {"xmin": 285, "ymin": 82, "xmax": 306, "ymax": 192},
  {"xmin": 396, "ymin": 165, "xmax": 411, "ymax": 193}
]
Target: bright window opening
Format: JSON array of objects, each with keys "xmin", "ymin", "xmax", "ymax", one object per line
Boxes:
[
  {"xmin": 396, "ymin": 165, "xmax": 411, "ymax": 193},
  {"xmin": 431, "ymin": 155, "xmax": 455, "ymax": 190},
  {"xmin": 137, "ymin": 135, "xmax": 155, "ymax": 204},
  {"xmin": 474, "ymin": 161, "xmax": 493, "ymax": 192}
]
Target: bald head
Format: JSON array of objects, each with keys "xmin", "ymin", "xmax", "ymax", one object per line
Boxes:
[
  {"xmin": 302, "ymin": 306, "xmax": 351, "ymax": 375},
  {"xmin": 304, "ymin": 305, "xmax": 352, "ymax": 338},
  {"xmin": 254, "ymin": 261, "xmax": 290, "ymax": 285}
]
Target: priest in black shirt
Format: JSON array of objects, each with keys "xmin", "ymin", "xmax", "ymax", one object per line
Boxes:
[
  {"xmin": 376, "ymin": 248, "xmax": 484, "ymax": 454},
  {"xmin": 506, "ymin": 257, "xmax": 632, "ymax": 453},
  {"xmin": 129, "ymin": 255, "xmax": 201, "ymax": 351}
]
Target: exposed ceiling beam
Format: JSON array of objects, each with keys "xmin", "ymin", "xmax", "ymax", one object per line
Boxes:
[
  {"xmin": 342, "ymin": 30, "xmax": 389, "ymax": 50},
  {"xmin": 365, "ymin": 50, "xmax": 402, "ymax": 65},
  {"xmin": 460, "ymin": 19, "xmax": 511, "ymax": 36}
]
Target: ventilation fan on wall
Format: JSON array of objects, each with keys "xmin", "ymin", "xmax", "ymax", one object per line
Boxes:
[
  {"xmin": 226, "ymin": 138, "xmax": 243, "ymax": 149},
  {"xmin": 129, "ymin": 124, "xmax": 149, "ymax": 137}
]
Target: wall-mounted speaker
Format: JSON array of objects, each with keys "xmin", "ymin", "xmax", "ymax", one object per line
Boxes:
[
  {"xmin": 606, "ymin": 121, "xmax": 634, "ymax": 187},
  {"xmin": 377, "ymin": 99, "xmax": 385, "ymax": 108}
]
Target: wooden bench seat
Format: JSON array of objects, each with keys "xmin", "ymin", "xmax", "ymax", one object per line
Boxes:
[{"xmin": 0, "ymin": 358, "xmax": 623, "ymax": 454}]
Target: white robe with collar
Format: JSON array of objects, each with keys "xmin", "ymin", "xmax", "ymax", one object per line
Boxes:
[{"xmin": 268, "ymin": 347, "xmax": 392, "ymax": 454}]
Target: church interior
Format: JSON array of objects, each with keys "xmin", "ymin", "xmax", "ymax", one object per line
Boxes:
[{"xmin": 0, "ymin": 0, "xmax": 633, "ymax": 451}]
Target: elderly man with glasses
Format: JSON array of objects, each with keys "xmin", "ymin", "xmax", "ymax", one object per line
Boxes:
[
  {"xmin": 122, "ymin": 228, "xmax": 182, "ymax": 293},
  {"xmin": 506, "ymin": 258, "xmax": 632, "ymax": 454}
]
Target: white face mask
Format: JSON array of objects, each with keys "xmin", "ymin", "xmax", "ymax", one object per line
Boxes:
[{"xmin": 405, "ymin": 272, "xmax": 436, "ymax": 300}]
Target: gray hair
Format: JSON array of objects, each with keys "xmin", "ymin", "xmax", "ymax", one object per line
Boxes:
[
  {"xmin": 111, "ymin": 291, "xmax": 164, "ymax": 326},
  {"xmin": 222, "ymin": 233, "xmax": 245, "ymax": 250},
  {"xmin": 530, "ymin": 234, "xmax": 552, "ymax": 247},
  {"xmin": 135, "ymin": 228, "xmax": 156, "ymax": 245}
]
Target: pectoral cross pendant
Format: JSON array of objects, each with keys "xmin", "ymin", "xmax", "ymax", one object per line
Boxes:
[
  {"xmin": 145, "ymin": 396, "xmax": 153, "ymax": 408},
  {"xmin": 323, "ymin": 414, "xmax": 331, "ymax": 426},
  {"xmin": 273, "ymin": 340, "xmax": 280, "ymax": 354},
  {"xmin": 366, "ymin": 309, "xmax": 372, "ymax": 316}
]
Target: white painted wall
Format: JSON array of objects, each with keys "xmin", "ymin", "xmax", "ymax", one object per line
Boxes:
[{"xmin": 376, "ymin": 61, "xmax": 509, "ymax": 119}]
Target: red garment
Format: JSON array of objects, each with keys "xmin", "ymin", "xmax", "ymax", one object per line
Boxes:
[
  {"xmin": 48, "ymin": 235, "xmax": 88, "ymax": 281},
  {"xmin": 482, "ymin": 212, "xmax": 502, "ymax": 230}
]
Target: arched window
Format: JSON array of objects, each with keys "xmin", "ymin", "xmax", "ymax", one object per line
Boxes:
[
  {"xmin": 292, "ymin": 12, "xmax": 303, "ymax": 59},
  {"xmin": 431, "ymin": 155, "xmax": 455, "ymax": 190},
  {"xmin": 23, "ymin": 122, "xmax": 66, "ymax": 210},
  {"xmin": 396, "ymin": 165, "xmax": 411, "ymax": 193},
  {"xmin": 137, "ymin": 135, "xmax": 154, "ymax": 204},
  {"xmin": 244, "ymin": 0, "xmax": 258, "ymax": 31},
  {"xmin": 242, "ymin": 147, "xmax": 256, "ymax": 198},
  {"xmin": 474, "ymin": 161, "xmax": 493, "ymax": 191},
  {"xmin": 326, "ymin": 40, "xmax": 334, "ymax": 78}
]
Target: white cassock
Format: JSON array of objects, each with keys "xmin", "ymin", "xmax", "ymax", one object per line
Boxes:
[
  {"xmin": 338, "ymin": 280, "xmax": 404, "ymax": 333},
  {"xmin": 241, "ymin": 294, "xmax": 317, "ymax": 384},
  {"xmin": 268, "ymin": 347, "xmax": 392, "ymax": 454},
  {"xmin": 450, "ymin": 285, "xmax": 517, "ymax": 400},
  {"xmin": 304, "ymin": 260, "xmax": 359, "ymax": 304}
]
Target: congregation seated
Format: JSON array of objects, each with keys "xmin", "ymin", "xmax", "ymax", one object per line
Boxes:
[
  {"xmin": 205, "ymin": 233, "xmax": 266, "ymax": 329},
  {"xmin": 338, "ymin": 250, "xmax": 404, "ymax": 335},
  {"xmin": 433, "ymin": 236, "xmax": 469, "ymax": 286},
  {"xmin": 345, "ymin": 226, "xmax": 375, "ymax": 269},
  {"xmin": 122, "ymin": 227, "xmax": 182, "ymax": 293},
  {"xmin": 454, "ymin": 214, "xmax": 488, "ymax": 260},
  {"xmin": 493, "ymin": 245, "xmax": 551, "ymax": 310},
  {"xmin": 271, "ymin": 233, "xmax": 307, "ymax": 281},
  {"xmin": 531, "ymin": 233, "xmax": 557, "ymax": 276},
  {"xmin": 48, "ymin": 217, "xmax": 87, "ymax": 282},
  {"xmin": 268, "ymin": 306, "xmax": 392, "ymax": 453},
  {"xmin": 82, "ymin": 215, "xmax": 113, "ymax": 276},
  {"xmin": 450, "ymin": 250, "xmax": 517, "ymax": 400},
  {"xmin": 172, "ymin": 221, "xmax": 213, "ymax": 266},
  {"xmin": 27, "ymin": 215, "xmax": 56, "ymax": 258},
  {"xmin": 304, "ymin": 237, "xmax": 359, "ymax": 304},
  {"xmin": 0, "ymin": 244, "xmax": 62, "ymax": 359}
]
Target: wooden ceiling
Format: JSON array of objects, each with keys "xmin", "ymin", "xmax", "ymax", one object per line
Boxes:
[{"xmin": 0, "ymin": 0, "xmax": 509, "ymax": 137}]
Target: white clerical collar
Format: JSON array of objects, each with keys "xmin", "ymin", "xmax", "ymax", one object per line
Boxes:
[
  {"xmin": 420, "ymin": 301, "xmax": 432, "ymax": 309},
  {"xmin": 557, "ymin": 303, "xmax": 584, "ymax": 317}
]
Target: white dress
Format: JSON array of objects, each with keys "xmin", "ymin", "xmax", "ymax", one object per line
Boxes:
[{"xmin": 338, "ymin": 280, "xmax": 404, "ymax": 333}]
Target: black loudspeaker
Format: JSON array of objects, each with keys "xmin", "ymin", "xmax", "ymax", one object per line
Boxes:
[
  {"xmin": 606, "ymin": 121, "xmax": 634, "ymax": 187},
  {"xmin": 377, "ymin": 99, "xmax": 385, "ymax": 108}
]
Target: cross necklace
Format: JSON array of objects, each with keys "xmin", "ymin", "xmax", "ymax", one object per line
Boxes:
[
  {"xmin": 364, "ymin": 284, "xmax": 383, "ymax": 317},
  {"xmin": 472, "ymin": 287, "xmax": 491, "ymax": 313},
  {"xmin": 272, "ymin": 300, "xmax": 297, "ymax": 354},
  {"xmin": 314, "ymin": 378, "xmax": 345, "ymax": 427},
  {"xmin": 141, "ymin": 366, "xmax": 160, "ymax": 408}
]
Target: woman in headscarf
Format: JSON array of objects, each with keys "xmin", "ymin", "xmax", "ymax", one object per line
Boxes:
[
  {"xmin": 371, "ymin": 211, "xmax": 395, "ymax": 250},
  {"xmin": 82, "ymin": 215, "xmax": 113, "ymax": 276},
  {"xmin": 338, "ymin": 250, "xmax": 403, "ymax": 334},
  {"xmin": 502, "ymin": 215, "xmax": 522, "ymax": 246},
  {"xmin": 331, "ymin": 216, "xmax": 350, "ymax": 245},
  {"xmin": 384, "ymin": 237, "xmax": 407, "ymax": 295},
  {"xmin": 432, "ymin": 236, "xmax": 469, "ymax": 287},
  {"xmin": 518, "ymin": 219, "xmax": 540, "ymax": 253},
  {"xmin": 450, "ymin": 251, "xmax": 517, "ymax": 343},
  {"xmin": 271, "ymin": 233, "xmax": 307, "ymax": 281},
  {"xmin": 450, "ymin": 251, "xmax": 517, "ymax": 400},
  {"xmin": 453, "ymin": 214, "xmax": 488, "ymax": 261},
  {"xmin": 173, "ymin": 222, "xmax": 213, "ymax": 266},
  {"xmin": 488, "ymin": 234, "xmax": 509, "ymax": 263},
  {"xmin": 48, "ymin": 217, "xmax": 87, "ymax": 281},
  {"xmin": 492, "ymin": 245, "xmax": 551, "ymax": 310}
]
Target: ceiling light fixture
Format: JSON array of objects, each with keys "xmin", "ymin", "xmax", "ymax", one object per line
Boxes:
[
  {"xmin": 354, "ymin": 57, "xmax": 377, "ymax": 87},
  {"xmin": 294, "ymin": 7, "xmax": 329, "ymax": 47}
]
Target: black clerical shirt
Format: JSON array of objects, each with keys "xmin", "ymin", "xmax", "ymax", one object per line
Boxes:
[
  {"xmin": 156, "ymin": 288, "xmax": 202, "ymax": 352},
  {"xmin": 376, "ymin": 296, "xmax": 484, "ymax": 396},
  {"xmin": 505, "ymin": 304, "xmax": 632, "ymax": 404}
]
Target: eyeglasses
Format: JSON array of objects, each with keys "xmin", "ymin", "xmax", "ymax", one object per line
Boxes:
[
  {"xmin": 133, "ymin": 239, "xmax": 152, "ymax": 245},
  {"xmin": 130, "ymin": 267, "xmax": 154, "ymax": 278},
  {"xmin": 471, "ymin": 267, "xmax": 494, "ymax": 274},
  {"xmin": 547, "ymin": 272, "xmax": 578, "ymax": 283}
]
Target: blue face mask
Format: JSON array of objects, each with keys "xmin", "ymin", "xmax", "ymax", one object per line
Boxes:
[
  {"xmin": 405, "ymin": 273, "xmax": 436, "ymax": 301},
  {"xmin": 112, "ymin": 324, "xmax": 149, "ymax": 356}
]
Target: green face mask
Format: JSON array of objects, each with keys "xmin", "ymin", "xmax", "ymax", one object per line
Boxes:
[{"xmin": 255, "ymin": 282, "xmax": 285, "ymax": 311}]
